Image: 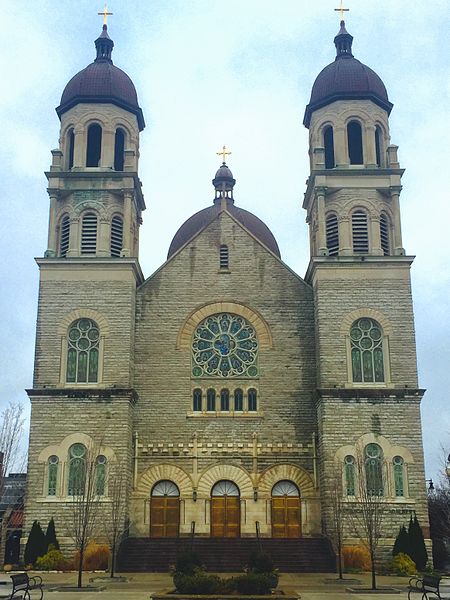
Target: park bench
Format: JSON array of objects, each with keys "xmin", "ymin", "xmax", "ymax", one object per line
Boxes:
[
  {"xmin": 408, "ymin": 574, "xmax": 449, "ymax": 600},
  {"xmin": 9, "ymin": 573, "xmax": 43, "ymax": 600}
]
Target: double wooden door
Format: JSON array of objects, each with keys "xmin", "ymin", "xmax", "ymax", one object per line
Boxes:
[
  {"xmin": 271, "ymin": 496, "xmax": 301, "ymax": 538},
  {"xmin": 210, "ymin": 496, "xmax": 240, "ymax": 537},
  {"xmin": 150, "ymin": 497, "xmax": 180, "ymax": 537}
]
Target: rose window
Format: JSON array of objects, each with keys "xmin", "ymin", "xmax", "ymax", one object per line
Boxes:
[{"xmin": 192, "ymin": 313, "xmax": 258, "ymax": 378}]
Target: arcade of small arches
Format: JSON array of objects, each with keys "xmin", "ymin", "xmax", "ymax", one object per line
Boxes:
[
  {"xmin": 325, "ymin": 208, "xmax": 393, "ymax": 256},
  {"xmin": 322, "ymin": 120, "xmax": 387, "ymax": 169},
  {"xmin": 57, "ymin": 210, "xmax": 125, "ymax": 258}
]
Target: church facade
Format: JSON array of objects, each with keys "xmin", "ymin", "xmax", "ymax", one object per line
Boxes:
[{"xmin": 24, "ymin": 19, "xmax": 429, "ymax": 560}]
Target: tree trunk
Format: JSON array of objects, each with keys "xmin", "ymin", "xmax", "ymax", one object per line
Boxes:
[
  {"xmin": 110, "ymin": 540, "xmax": 116, "ymax": 578},
  {"xmin": 338, "ymin": 545, "xmax": 343, "ymax": 579},
  {"xmin": 78, "ymin": 545, "xmax": 85, "ymax": 588},
  {"xmin": 371, "ymin": 551, "xmax": 376, "ymax": 590}
]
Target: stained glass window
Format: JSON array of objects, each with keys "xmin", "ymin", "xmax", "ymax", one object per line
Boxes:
[
  {"xmin": 48, "ymin": 455, "xmax": 59, "ymax": 496},
  {"xmin": 272, "ymin": 480, "xmax": 299, "ymax": 497},
  {"xmin": 67, "ymin": 319, "xmax": 100, "ymax": 383},
  {"xmin": 344, "ymin": 455, "xmax": 355, "ymax": 496},
  {"xmin": 393, "ymin": 456, "xmax": 404, "ymax": 497},
  {"xmin": 220, "ymin": 389, "xmax": 229, "ymax": 411},
  {"xmin": 193, "ymin": 389, "xmax": 202, "ymax": 411},
  {"xmin": 68, "ymin": 443, "xmax": 86, "ymax": 496},
  {"xmin": 192, "ymin": 313, "xmax": 258, "ymax": 378},
  {"xmin": 365, "ymin": 443, "xmax": 384, "ymax": 496},
  {"xmin": 350, "ymin": 318, "xmax": 384, "ymax": 383},
  {"xmin": 248, "ymin": 388, "xmax": 257, "ymax": 412},
  {"xmin": 95, "ymin": 455, "xmax": 107, "ymax": 496},
  {"xmin": 207, "ymin": 388, "xmax": 216, "ymax": 411},
  {"xmin": 234, "ymin": 388, "xmax": 243, "ymax": 411}
]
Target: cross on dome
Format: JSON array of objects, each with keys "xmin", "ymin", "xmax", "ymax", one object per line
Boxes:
[
  {"xmin": 98, "ymin": 3, "xmax": 113, "ymax": 26},
  {"xmin": 216, "ymin": 145, "xmax": 231, "ymax": 165},
  {"xmin": 334, "ymin": 0, "xmax": 349, "ymax": 21}
]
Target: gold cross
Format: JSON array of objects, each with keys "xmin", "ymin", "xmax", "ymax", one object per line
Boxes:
[
  {"xmin": 98, "ymin": 4, "xmax": 113, "ymax": 26},
  {"xmin": 334, "ymin": 0, "xmax": 349, "ymax": 20},
  {"xmin": 217, "ymin": 145, "xmax": 231, "ymax": 164}
]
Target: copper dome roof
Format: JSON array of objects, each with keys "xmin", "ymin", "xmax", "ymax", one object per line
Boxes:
[
  {"xmin": 303, "ymin": 22, "xmax": 392, "ymax": 127},
  {"xmin": 167, "ymin": 201, "xmax": 281, "ymax": 259},
  {"xmin": 56, "ymin": 26, "xmax": 145, "ymax": 130}
]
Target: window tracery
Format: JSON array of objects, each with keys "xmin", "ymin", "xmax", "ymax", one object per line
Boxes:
[
  {"xmin": 66, "ymin": 318, "xmax": 100, "ymax": 383},
  {"xmin": 350, "ymin": 318, "xmax": 384, "ymax": 383},
  {"xmin": 365, "ymin": 443, "xmax": 384, "ymax": 496},
  {"xmin": 47, "ymin": 455, "xmax": 59, "ymax": 496},
  {"xmin": 68, "ymin": 443, "xmax": 86, "ymax": 496}
]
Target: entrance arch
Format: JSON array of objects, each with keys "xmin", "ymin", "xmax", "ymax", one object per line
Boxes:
[
  {"xmin": 150, "ymin": 480, "xmax": 180, "ymax": 538},
  {"xmin": 210, "ymin": 480, "xmax": 240, "ymax": 538},
  {"xmin": 271, "ymin": 480, "xmax": 301, "ymax": 538}
]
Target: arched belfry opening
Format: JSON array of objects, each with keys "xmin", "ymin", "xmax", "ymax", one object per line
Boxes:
[
  {"xmin": 67, "ymin": 128, "xmax": 75, "ymax": 170},
  {"xmin": 324, "ymin": 126, "xmax": 335, "ymax": 169},
  {"xmin": 347, "ymin": 121, "xmax": 363, "ymax": 165},
  {"xmin": 114, "ymin": 128, "xmax": 125, "ymax": 171},
  {"xmin": 86, "ymin": 124, "xmax": 102, "ymax": 167}
]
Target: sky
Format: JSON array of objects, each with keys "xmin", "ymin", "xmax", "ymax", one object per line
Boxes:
[{"xmin": 0, "ymin": 0, "xmax": 449, "ymax": 480}]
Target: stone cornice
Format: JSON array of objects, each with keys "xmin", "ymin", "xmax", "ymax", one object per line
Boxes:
[
  {"xmin": 316, "ymin": 388, "xmax": 425, "ymax": 400},
  {"xmin": 305, "ymin": 254, "xmax": 415, "ymax": 284},
  {"xmin": 26, "ymin": 388, "xmax": 138, "ymax": 404},
  {"xmin": 35, "ymin": 257, "xmax": 144, "ymax": 285}
]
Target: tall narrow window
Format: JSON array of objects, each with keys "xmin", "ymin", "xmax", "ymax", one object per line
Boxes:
[
  {"xmin": 110, "ymin": 215, "xmax": 123, "ymax": 257},
  {"xmin": 86, "ymin": 124, "xmax": 102, "ymax": 167},
  {"xmin": 95, "ymin": 455, "xmax": 107, "ymax": 496},
  {"xmin": 220, "ymin": 389, "xmax": 229, "ymax": 411},
  {"xmin": 344, "ymin": 455, "xmax": 356, "ymax": 496},
  {"xmin": 234, "ymin": 388, "xmax": 243, "ymax": 411},
  {"xmin": 219, "ymin": 245, "xmax": 229, "ymax": 269},
  {"xmin": 68, "ymin": 443, "xmax": 87, "ymax": 496},
  {"xmin": 206, "ymin": 388, "xmax": 216, "ymax": 411},
  {"xmin": 47, "ymin": 455, "xmax": 59, "ymax": 496},
  {"xmin": 59, "ymin": 215, "xmax": 70, "ymax": 257},
  {"xmin": 347, "ymin": 121, "xmax": 363, "ymax": 165},
  {"xmin": 81, "ymin": 212, "xmax": 98, "ymax": 255},
  {"xmin": 375, "ymin": 126, "xmax": 382, "ymax": 167},
  {"xmin": 248, "ymin": 388, "xmax": 257, "ymax": 412},
  {"xmin": 66, "ymin": 318, "xmax": 100, "ymax": 383},
  {"xmin": 365, "ymin": 443, "xmax": 384, "ymax": 496},
  {"xmin": 67, "ymin": 128, "xmax": 75, "ymax": 170},
  {"xmin": 380, "ymin": 213, "xmax": 390, "ymax": 256},
  {"xmin": 352, "ymin": 210, "xmax": 369, "ymax": 254},
  {"xmin": 350, "ymin": 318, "xmax": 385, "ymax": 383},
  {"xmin": 324, "ymin": 126, "xmax": 335, "ymax": 169},
  {"xmin": 393, "ymin": 456, "xmax": 405, "ymax": 497},
  {"xmin": 193, "ymin": 388, "xmax": 202, "ymax": 412},
  {"xmin": 326, "ymin": 213, "xmax": 339, "ymax": 256},
  {"xmin": 114, "ymin": 128, "xmax": 125, "ymax": 171}
]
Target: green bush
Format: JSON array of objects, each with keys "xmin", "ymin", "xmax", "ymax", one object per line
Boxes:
[
  {"xmin": 35, "ymin": 545, "xmax": 70, "ymax": 571},
  {"xmin": 173, "ymin": 571, "xmax": 221, "ymax": 594},
  {"xmin": 247, "ymin": 551, "xmax": 274, "ymax": 574},
  {"xmin": 234, "ymin": 573, "xmax": 273, "ymax": 595},
  {"xmin": 175, "ymin": 550, "xmax": 203, "ymax": 575},
  {"xmin": 390, "ymin": 552, "xmax": 417, "ymax": 576}
]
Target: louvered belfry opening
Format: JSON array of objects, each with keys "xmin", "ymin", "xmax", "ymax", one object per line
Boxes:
[
  {"xmin": 325, "ymin": 214, "xmax": 339, "ymax": 256},
  {"xmin": 59, "ymin": 215, "xmax": 70, "ymax": 257},
  {"xmin": 219, "ymin": 244, "xmax": 229, "ymax": 269},
  {"xmin": 352, "ymin": 210, "xmax": 369, "ymax": 254},
  {"xmin": 81, "ymin": 212, "xmax": 98, "ymax": 255},
  {"xmin": 380, "ymin": 213, "xmax": 390, "ymax": 255},
  {"xmin": 111, "ymin": 215, "xmax": 124, "ymax": 257}
]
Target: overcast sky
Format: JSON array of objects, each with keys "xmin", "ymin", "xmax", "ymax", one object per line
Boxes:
[{"xmin": 0, "ymin": 0, "xmax": 449, "ymax": 480}]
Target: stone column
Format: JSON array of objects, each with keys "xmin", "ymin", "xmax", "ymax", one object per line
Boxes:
[
  {"xmin": 365, "ymin": 125, "xmax": 377, "ymax": 168},
  {"xmin": 121, "ymin": 191, "xmax": 133, "ymax": 257},
  {"xmin": 370, "ymin": 212, "xmax": 383, "ymax": 255},
  {"xmin": 338, "ymin": 215, "xmax": 352, "ymax": 255},
  {"xmin": 46, "ymin": 191, "xmax": 59, "ymax": 257},
  {"xmin": 312, "ymin": 147, "xmax": 325, "ymax": 170},
  {"xmin": 334, "ymin": 126, "xmax": 347, "ymax": 167},
  {"xmin": 98, "ymin": 217, "xmax": 110, "ymax": 256},
  {"xmin": 67, "ymin": 217, "xmax": 80, "ymax": 257},
  {"xmin": 390, "ymin": 186, "xmax": 405, "ymax": 255},
  {"xmin": 124, "ymin": 149, "xmax": 136, "ymax": 172},
  {"xmin": 315, "ymin": 187, "xmax": 328, "ymax": 256},
  {"xmin": 73, "ymin": 126, "xmax": 84, "ymax": 169},
  {"xmin": 101, "ymin": 128, "xmax": 115, "ymax": 169}
]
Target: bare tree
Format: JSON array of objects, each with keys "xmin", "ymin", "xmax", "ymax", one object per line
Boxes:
[
  {"xmin": 325, "ymin": 466, "xmax": 345, "ymax": 579},
  {"xmin": 103, "ymin": 459, "xmax": 129, "ymax": 578},
  {"xmin": 349, "ymin": 443, "xmax": 387, "ymax": 590}
]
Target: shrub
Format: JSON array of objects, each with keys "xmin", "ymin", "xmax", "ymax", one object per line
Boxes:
[
  {"xmin": 234, "ymin": 573, "xmax": 273, "ymax": 595},
  {"xmin": 390, "ymin": 552, "xmax": 417, "ymax": 576},
  {"xmin": 36, "ymin": 545, "xmax": 70, "ymax": 571},
  {"xmin": 342, "ymin": 545, "xmax": 371, "ymax": 571},
  {"xmin": 24, "ymin": 521, "xmax": 47, "ymax": 566},
  {"xmin": 74, "ymin": 542, "xmax": 110, "ymax": 571},
  {"xmin": 175, "ymin": 550, "xmax": 203, "ymax": 575},
  {"xmin": 247, "ymin": 551, "xmax": 274, "ymax": 574},
  {"xmin": 173, "ymin": 571, "xmax": 221, "ymax": 594}
]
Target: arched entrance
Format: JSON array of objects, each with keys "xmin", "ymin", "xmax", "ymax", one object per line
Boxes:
[
  {"xmin": 210, "ymin": 480, "xmax": 240, "ymax": 538},
  {"xmin": 271, "ymin": 480, "xmax": 301, "ymax": 538},
  {"xmin": 150, "ymin": 480, "xmax": 180, "ymax": 537}
]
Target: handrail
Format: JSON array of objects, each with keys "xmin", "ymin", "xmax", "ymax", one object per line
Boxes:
[
  {"xmin": 190, "ymin": 521, "xmax": 196, "ymax": 549},
  {"xmin": 255, "ymin": 521, "xmax": 262, "ymax": 551}
]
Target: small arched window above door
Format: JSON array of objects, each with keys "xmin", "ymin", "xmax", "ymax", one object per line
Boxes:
[
  {"xmin": 211, "ymin": 480, "xmax": 239, "ymax": 496},
  {"xmin": 152, "ymin": 480, "xmax": 180, "ymax": 497},
  {"xmin": 272, "ymin": 480, "xmax": 300, "ymax": 497}
]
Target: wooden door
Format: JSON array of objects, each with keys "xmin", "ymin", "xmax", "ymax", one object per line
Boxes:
[
  {"xmin": 150, "ymin": 497, "xmax": 180, "ymax": 537},
  {"xmin": 211, "ymin": 496, "xmax": 240, "ymax": 537},
  {"xmin": 271, "ymin": 496, "xmax": 301, "ymax": 538}
]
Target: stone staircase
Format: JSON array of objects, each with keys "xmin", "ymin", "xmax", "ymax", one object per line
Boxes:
[{"xmin": 117, "ymin": 537, "xmax": 336, "ymax": 573}]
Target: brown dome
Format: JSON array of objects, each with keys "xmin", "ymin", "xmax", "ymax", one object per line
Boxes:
[
  {"xmin": 303, "ymin": 22, "xmax": 392, "ymax": 127},
  {"xmin": 56, "ymin": 26, "xmax": 145, "ymax": 130},
  {"xmin": 167, "ymin": 201, "xmax": 281, "ymax": 259}
]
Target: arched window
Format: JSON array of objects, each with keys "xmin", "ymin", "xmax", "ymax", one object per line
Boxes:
[
  {"xmin": 211, "ymin": 480, "xmax": 240, "ymax": 496},
  {"xmin": 95, "ymin": 455, "xmax": 107, "ymax": 496},
  {"xmin": 347, "ymin": 121, "xmax": 363, "ymax": 165},
  {"xmin": 375, "ymin": 126, "xmax": 382, "ymax": 167},
  {"xmin": 193, "ymin": 388, "xmax": 202, "ymax": 412},
  {"xmin": 365, "ymin": 443, "xmax": 384, "ymax": 496},
  {"xmin": 81, "ymin": 212, "xmax": 98, "ymax": 255},
  {"xmin": 220, "ymin": 389, "xmax": 229, "ymax": 411},
  {"xmin": 272, "ymin": 480, "xmax": 300, "ymax": 496},
  {"xmin": 66, "ymin": 318, "xmax": 100, "ymax": 383},
  {"xmin": 152, "ymin": 480, "xmax": 180, "ymax": 497},
  {"xmin": 324, "ymin": 126, "xmax": 335, "ymax": 169},
  {"xmin": 234, "ymin": 388, "xmax": 243, "ymax": 411},
  {"xmin": 393, "ymin": 456, "xmax": 405, "ymax": 497},
  {"xmin": 59, "ymin": 215, "xmax": 70, "ymax": 257},
  {"xmin": 68, "ymin": 443, "xmax": 87, "ymax": 496},
  {"xmin": 47, "ymin": 455, "xmax": 59, "ymax": 496},
  {"xmin": 219, "ymin": 245, "xmax": 229, "ymax": 269},
  {"xmin": 86, "ymin": 124, "xmax": 102, "ymax": 167},
  {"xmin": 326, "ymin": 213, "xmax": 339, "ymax": 256},
  {"xmin": 206, "ymin": 388, "xmax": 216, "ymax": 411},
  {"xmin": 344, "ymin": 455, "xmax": 356, "ymax": 496},
  {"xmin": 67, "ymin": 128, "xmax": 75, "ymax": 170},
  {"xmin": 352, "ymin": 210, "xmax": 369, "ymax": 254},
  {"xmin": 110, "ymin": 215, "xmax": 123, "ymax": 257},
  {"xmin": 350, "ymin": 318, "xmax": 385, "ymax": 383},
  {"xmin": 248, "ymin": 388, "xmax": 257, "ymax": 412},
  {"xmin": 114, "ymin": 128, "xmax": 125, "ymax": 171},
  {"xmin": 380, "ymin": 213, "xmax": 390, "ymax": 255}
]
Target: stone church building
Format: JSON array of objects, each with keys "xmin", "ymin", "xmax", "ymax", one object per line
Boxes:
[{"xmin": 24, "ymin": 19, "xmax": 429, "ymax": 567}]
